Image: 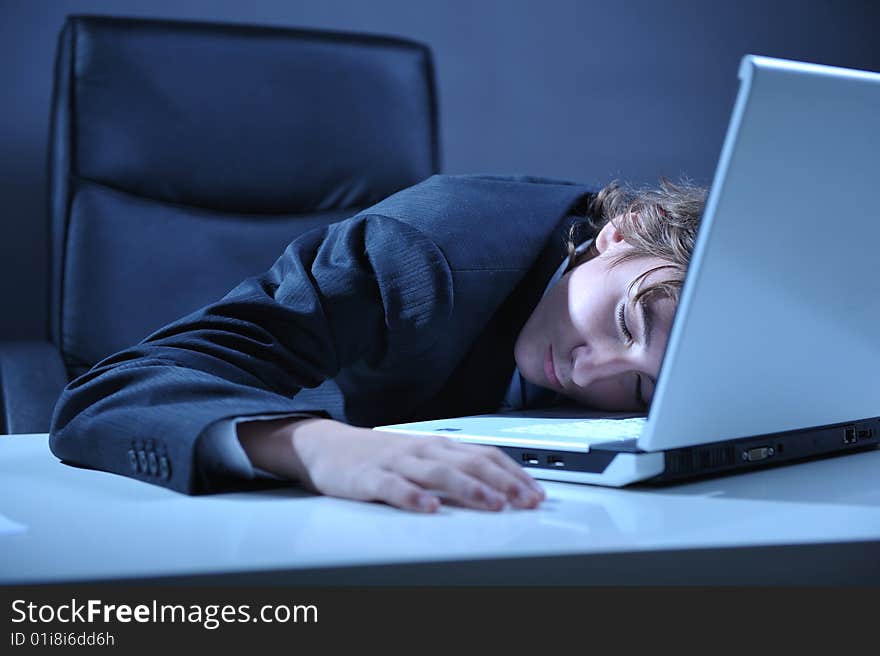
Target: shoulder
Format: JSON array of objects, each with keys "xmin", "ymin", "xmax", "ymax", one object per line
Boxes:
[{"xmin": 352, "ymin": 174, "xmax": 597, "ymax": 271}]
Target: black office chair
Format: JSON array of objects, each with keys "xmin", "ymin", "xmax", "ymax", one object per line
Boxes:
[{"xmin": 0, "ymin": 15, "xmax": 439, "ymax": 434}]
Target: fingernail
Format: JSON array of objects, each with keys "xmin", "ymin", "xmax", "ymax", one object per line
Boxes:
[
  {"xmin": 418, "ymin": 494, "xmax": 438, "ymax": 511},
  {"xmin": 485, "ymin": 491, "xmax": 505, "ymax": 509},
  {"xmin": 516, "ymin": 485, "xmax": 536, "ymax": 504}
]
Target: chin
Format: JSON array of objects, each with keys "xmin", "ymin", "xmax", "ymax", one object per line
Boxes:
[
  {"xmin": 511, "ymin": 336, "xmax": 530, "ymax": 372},
  {"xmin": 514, "ymin": 355, "xmax": 538, "ymax": 388},
  {"xmin": 513, "ymin": 333, "xmax": 550, "ymax": 389}
]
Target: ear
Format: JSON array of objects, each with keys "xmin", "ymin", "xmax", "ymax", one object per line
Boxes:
[{"xmin": 594, "ymin": 215, "xmax": 630, "ymax": 254}]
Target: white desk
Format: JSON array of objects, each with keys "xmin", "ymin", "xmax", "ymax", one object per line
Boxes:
[{"xmin": 2, "ymin": 434, "xmax": 878, "ymax": 585}]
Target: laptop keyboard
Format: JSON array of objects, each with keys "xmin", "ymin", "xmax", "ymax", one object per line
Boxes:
[{"xmin": 500, "ymin": 417, "xmax": 646, "ymax": 441}]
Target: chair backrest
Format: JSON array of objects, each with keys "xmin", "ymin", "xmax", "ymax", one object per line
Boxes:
[{"xmin": 48, "ymin": 15, "xmax": 439, "ymax": 378}]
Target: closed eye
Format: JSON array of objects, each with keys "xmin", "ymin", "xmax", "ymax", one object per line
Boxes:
[{"xmin": 617, "ymin": 302, "xmax": 633, "ymax": 344}]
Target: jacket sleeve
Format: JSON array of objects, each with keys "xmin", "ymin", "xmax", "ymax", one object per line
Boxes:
[{"xmin": 49, "ymin": 214, "xmax": 452, "ymax": 494}]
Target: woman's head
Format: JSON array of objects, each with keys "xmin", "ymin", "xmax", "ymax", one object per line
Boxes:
[{"xmin": 514, "ymin": 178, "xmax": 707, "ymax": 411}]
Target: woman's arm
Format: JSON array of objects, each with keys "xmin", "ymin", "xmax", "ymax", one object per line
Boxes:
[
  {"xmin": 50, "ymin": 212, "xmax": 546, "ymax": 510},
  {"xmin": 238, "ymin": 417, "xmax": 545, "ymax": 512}
]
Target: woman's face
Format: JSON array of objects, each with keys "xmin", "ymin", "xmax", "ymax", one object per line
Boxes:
[{"xmin": 514, "ymin": 220, "xmax": 677, "ymax": 412}]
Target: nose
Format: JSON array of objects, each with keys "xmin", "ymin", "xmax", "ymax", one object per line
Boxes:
[{"xmin": 568, "ymin": 342, "xmax": 633, "ymax": 389}]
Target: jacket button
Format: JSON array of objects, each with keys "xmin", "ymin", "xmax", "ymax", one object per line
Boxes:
[
  {"xmin": 159, "ymin": 456, "xmax": 171, "ymax": 481},
  {"xmin": 147, "ymin": 452, "xmax": 158, "ymax": 476},
  {"xmin": 127, "ymin": 449, "xmax": 138, "ymax": 472},
  {"xmin": 137, "ymin": 450, "xmax": 148, "ymax": 473}
]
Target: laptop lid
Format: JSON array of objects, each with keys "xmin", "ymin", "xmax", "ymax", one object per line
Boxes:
[{"xmin": 638, "ymin": 55, "xmax": 880, "ymax": 452}]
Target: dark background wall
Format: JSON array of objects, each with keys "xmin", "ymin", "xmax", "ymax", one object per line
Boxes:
[{"xmin": 1, "ymin": 0, "xmax": 878, "ymax": 340}]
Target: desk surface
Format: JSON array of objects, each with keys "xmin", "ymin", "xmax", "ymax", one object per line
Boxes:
[{"xmin": 2, "ymin": 434, "xmax": 879, "ymax": 585}]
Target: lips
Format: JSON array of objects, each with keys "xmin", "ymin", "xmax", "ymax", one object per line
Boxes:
[{"xmin": 544, "ymin": 344, "xmax": 562, "ymax": 390}]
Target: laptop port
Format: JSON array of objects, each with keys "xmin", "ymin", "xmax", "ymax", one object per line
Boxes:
[
  {"xmin": 522, "ymin": 453, "xmax": 540, "ymax": 466},
  {"xmin": 844, "ymin": 426, "xmax": 857, "ymax": 444},
  {"xmin": 858, "ymin": 429, "xmax": 873, "ymax": 440},
  {"xmin": 742, "ymin": 446, "xmax": 774, "ymax": 462},
  {"xmin": 547, "ymin": 455, "xmax": 565, "ymax": 467}
]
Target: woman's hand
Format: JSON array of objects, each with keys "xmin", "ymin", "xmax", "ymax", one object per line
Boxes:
[{"xmin": 238, "ymin": 417, "xmax": 545, "ymax": 513}]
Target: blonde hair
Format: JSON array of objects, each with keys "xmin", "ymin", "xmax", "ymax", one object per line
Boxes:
[{"xmin": 566, "ymin": 178, "xmax": 708, "ymax": 305}]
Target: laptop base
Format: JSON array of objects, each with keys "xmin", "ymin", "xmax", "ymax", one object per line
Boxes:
[{"xmin": 497, "ymin": 416, "xmax": 880, "ymax": 487}]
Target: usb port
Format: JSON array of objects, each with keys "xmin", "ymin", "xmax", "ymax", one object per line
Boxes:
[
  {"xmin": 858, "ymin": 429, "xmax": 873, "ymax": 440},
  {"xmin": 522, "ymin": 453, "xmax": 540, "ymax": 466},
  {"xmin": 547, "ymin": 455, "xmax": 565, "ymax": 467},
  {"xmin": 844, "ymin": 426, "xmax": 857, "ymax": 444}
]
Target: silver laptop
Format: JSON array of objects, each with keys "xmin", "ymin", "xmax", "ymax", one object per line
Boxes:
[{"xmin": 374, "ymin": 54, "xmax": 880, "ymax": 486}]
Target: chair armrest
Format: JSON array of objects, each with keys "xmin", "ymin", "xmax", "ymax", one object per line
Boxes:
[{"xmin": 0, "ymin": 341, "xmax": 68, "ymax": 434}]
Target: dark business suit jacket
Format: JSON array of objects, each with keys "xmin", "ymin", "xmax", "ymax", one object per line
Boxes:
[{"xmin": 49, "ymin": 174, "xmax": 596, "ymax": 494}]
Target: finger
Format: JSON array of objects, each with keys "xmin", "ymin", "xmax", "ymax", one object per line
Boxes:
[
  {"xmin": 472, "ymin": 444, "xmax": 546, "ymax": 498},
  {"xmin": 419, "ymin": 443, "xmax": 541, "ymax": 508},
  {"xmin": 358, "ymin": 470, "xmax": 440, "ymax": 513},
  {"xmin": 434, "ymin": 442, "xmax": 546, "ymax": 501},
  {"xmin": 390, "ymin": 455, "xmax": 507, "ymax": 511}
]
